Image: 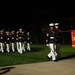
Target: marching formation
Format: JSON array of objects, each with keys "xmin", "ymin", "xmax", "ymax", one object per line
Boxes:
[{"xmin": 0, "ymin": 28, "xmax": 31, "ymax": 54}]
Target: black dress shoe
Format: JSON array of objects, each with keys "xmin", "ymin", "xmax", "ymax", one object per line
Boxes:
[
  {"xmin": 53, "ymin": 60, "xmax": 58, "ymax": 62},
  {"xmin": 47, "ymin": 56, "xmax": 50, "ymax": 61},
  {"xmin": 47, "ymin": 55, "xmax": 50, "ymax": 60}
]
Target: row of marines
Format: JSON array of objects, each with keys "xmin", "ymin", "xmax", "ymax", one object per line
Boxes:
[{"xmin": 0, "ymin": 28, "xmax": 31, "ymax": 54}]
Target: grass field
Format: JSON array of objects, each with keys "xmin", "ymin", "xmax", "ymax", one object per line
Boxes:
[{"xmin": 0, "ymin": 44, "xmax": 75, "ymax": 66}]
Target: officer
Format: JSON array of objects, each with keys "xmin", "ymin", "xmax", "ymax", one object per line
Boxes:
[
  {"xmin": 10, "ymin": 30, "xmax": 16, "ymax": 52},
  {"xmin": 26, "ymin": 32, "xmax": 31, "ymax": 51},
  {"xmin": 0, "ymin": 29, "xmax": 4, "ymax": 53},
  {"xmin": 54, "ymin": 23, "xmax": 62, "ymax": 60},
  {"xmin": 46, "ymin": 23, "xmax": 57, "ymax": 61}
]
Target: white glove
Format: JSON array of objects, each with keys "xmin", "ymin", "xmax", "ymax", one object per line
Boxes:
[{"xmin": 46, "ymin": 44, "xmax": 49, "ymax": 46}]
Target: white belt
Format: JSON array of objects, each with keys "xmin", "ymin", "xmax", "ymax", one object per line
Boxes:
[
  {"xmin": 12, "ymin": 37, "xmax": 14, "ymax": 39},
  {"xmin": 19, "ymin": 37, "xmax": 22, "ymax": 39},
  {"xmin": 50, "ymin": 37, "xmax": 54, "ymax": 39},
  {"xmin": 7, "ymin": 38, "xmax": 9, "ymax": 40},
  {"xmin": 1, "ymin": 37, "xmax": 3, "ymax": 39}
]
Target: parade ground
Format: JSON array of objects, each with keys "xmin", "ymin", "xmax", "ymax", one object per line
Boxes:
[{"xmin": 0, "ymin": 57, "xmax": 75, "ymax": 75}]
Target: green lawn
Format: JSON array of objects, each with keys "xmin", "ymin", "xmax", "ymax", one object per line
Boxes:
[{"xmin": 0, "ymin": 45, "xmax": 75, "ymax": 66}]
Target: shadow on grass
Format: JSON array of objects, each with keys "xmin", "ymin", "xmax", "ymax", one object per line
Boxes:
[
  {"xmin": 60, "ymin": 54, "xmax": 75, "ymax": 60},
  {"xmin": 0, "ymin": 67, "xmax": 15, "ymax": 75}
]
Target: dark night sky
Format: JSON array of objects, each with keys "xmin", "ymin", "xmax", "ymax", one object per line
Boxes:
[{"xmin": 0, "ymin": 0, "xmax": 75, "ymax": 31}]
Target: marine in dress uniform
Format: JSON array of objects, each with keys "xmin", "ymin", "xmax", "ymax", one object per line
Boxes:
[
  {"xmin": 0, "ymin": 30, "xmax": 4, "ymax": 53},
  {"xmin": 46, "ymin": 23, "xmax": 57, "ymax": 61},
  {"xmin": 54, "ymin": 23, "xmax": 62, "ymax": 60},
  {"xmin": 21, "ymin": 29, "xmax": 26, "ymax": 52},
  {"xmin": 5, "ymin": 31, "xmax": 10, "ymax": 53},
  {"xmin": 26, "ymin": 32, "xmax": 31, "ymax": 51},
  {"xmin": 18, "ymin": 28, "xmax": 25, "ymax": 54},
  {"xmin": 16, "ymin": 31, "xmax": 20, "ymax": 53},
  {"xmin": 10, "ymin": 30, "xmax": 16, "ymax": 52}
]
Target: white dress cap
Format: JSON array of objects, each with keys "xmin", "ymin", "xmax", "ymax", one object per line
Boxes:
[
  {"xmin": 55, "ymin": 23, "xmax": 59, "ymax": 26},
  {"xmin": 49, "ymin": 23, "xmax": 54, "ymax": 26}
]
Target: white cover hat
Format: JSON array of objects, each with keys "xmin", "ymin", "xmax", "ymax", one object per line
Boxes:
[
  {"xmin": 54, "ymin": 23, "xmax": 59, "ymax": 26},
  {"xmin": 49, "ymin": 23, "xmax": 54, "ymax": 26}
]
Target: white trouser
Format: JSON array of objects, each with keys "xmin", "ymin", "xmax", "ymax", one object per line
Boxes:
[
  {"xmin": 0, "ymin": 43, "xmax": 4, "ymax": 53},
  {"xmin": 21, "ymin": 42, "xmax": 25, "ymax": 52},
  {"xmin": 54, "ymin": 44, "xmax": 58, "ymax": 56},
  {"xmin": 18, "ymin": 42, "xmax": 23, "ymax": 54},
  {"xmin": 27, "ymin": 43, "xmax": 31, "ymax": 51},
  {"xmin": 6, "ymin": 44, "xmax": 10, "ymax": 52},
  {"xmin": 55, "ymin": 43, "xmax": 61, "ymax": 57},
  {"xmin": 47, "ymin": 43, "xmax": 56, "ymax": 61},
  {"xmin": 11, "ymin": 43, "xmax": 15, "ymax": 52},
  {"xmin": 16, "ymin": 42, "xmax": 19, "ymax": 52}
]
